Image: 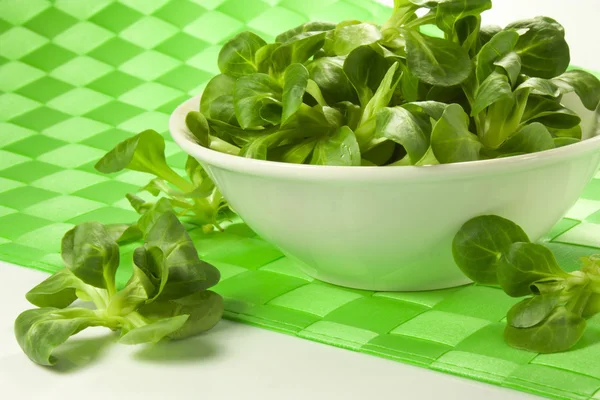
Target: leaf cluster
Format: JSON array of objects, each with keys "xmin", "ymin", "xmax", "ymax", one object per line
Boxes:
[
  {"xmin": 15, "ymin": 200, "xmax": 223, "ymax": 366},
  {"xmin": 453, "ymin": 215, "xmax": 600, "ymax": 353},
  {"xmin": 187, "ymin": 0, "xmax": 600, "ymax": 166},
  {"xmin": 95, "ymin": 130, "xmax": 228, "ymax": 232}
]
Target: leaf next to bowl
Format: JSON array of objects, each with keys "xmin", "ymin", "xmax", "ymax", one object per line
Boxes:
[{"xmin": 453, "ymin": 215, "xmax": 600, "ymax": 353}]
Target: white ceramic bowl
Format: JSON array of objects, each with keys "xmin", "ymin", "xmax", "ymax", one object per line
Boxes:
[{"xmin": 170, "ymin": 94, "xmax": 600, "ymax": 291}]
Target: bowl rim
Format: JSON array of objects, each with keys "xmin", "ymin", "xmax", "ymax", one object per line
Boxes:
[{"xmin": 170, "ymin": 95, "xmax": 600, "ymax": 181}]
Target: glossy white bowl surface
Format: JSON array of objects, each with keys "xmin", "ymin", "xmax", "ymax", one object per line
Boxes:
[{"xmin": 170, "ymin": 94, "xmax": 600, "ymax": 291}]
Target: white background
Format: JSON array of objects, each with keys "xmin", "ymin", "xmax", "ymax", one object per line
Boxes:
[{"xmin": 1, "ymin": 1, "xmax": 599, "ymax": 399}]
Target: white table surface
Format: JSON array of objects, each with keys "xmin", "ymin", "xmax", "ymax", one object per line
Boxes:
[{"xmin": 1, "ymin": 1, "xmax": 598, "ymax": 399}]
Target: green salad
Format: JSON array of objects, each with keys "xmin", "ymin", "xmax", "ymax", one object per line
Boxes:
[{"xmin": 185, "ymin": 0, "xmax": 600, "ymax": 166}]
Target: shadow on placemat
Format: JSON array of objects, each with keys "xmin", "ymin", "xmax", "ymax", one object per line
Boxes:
[
  {"xmin": 132, "ymin": 326, "xmax": 225, "ymax": 364},
  {"xmin": 52, "ymin": 332, "xmax": 115, "ymax": 373}
]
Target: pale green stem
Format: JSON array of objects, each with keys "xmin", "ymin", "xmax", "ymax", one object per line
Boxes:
[
  {"xmin": 124, "ymin": 311, "xmax": 150, "ymax": 329},
  {"xmin": 84, "ymin": 287, "xmax": 109, "ymax": 310},
  {"xmin": 403, "ymin": 13, "xmax": 436, "ymax": 30}
]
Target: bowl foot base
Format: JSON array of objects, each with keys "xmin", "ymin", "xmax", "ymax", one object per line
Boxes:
[{"xmin": 302, "ymin": 272, "xmax": 473, "ymax": 292}]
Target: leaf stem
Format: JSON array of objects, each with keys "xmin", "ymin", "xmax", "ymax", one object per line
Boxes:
[
  {"xmin": 160, "ymin": 169, "xmax": 195, "ymax": 193},
  {"xmin": 403, "ymin": 13, "xmax": 436, "ymax": 30},
  {"xmin": 566, "ymin": 286, "xmax": 592, "ymax": 316},
  {"xmin": 84, "ymin": 287, "xmax": 109, "ymax": 310},
  {"xmin": 209, "ymin": 136, "xmax": 241, "ymax": 155},
  {"xmin": 124, "ymin": 311, "xmax": 150, "ymax": 329}
]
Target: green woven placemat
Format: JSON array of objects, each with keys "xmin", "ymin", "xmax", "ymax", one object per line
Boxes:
[{"xmin": 1, "ymin": 1, "xmax": 600, "ymax": 399}]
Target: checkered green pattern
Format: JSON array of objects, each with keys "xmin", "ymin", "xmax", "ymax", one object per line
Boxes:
[{"xmin": 1, "ymin": 1, "xmax": 599, "ymax": 399}]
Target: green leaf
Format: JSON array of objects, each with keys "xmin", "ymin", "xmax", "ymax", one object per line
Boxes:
[
  {"xmin": 105, "ymin": 223, "xmax": 142, "ymax": 244},
  {"xmin": 143, "ymin": 210, "xmax": 221, "ymax": 300},
  {"xmin": 376, "ymin": 106, "xmax": 430, "ymax": 164},
  {"xmin": 529, "ymin": 277, "xmax": 567, "ymax": 295},
  {"xmin": 452, "ymin": 215, "xmax": 529, "ymax": 284},
  {"xmin": 200, "ymin": 74, "xmax": 236, "ymax": 118},
  {"xmin": 271, "ymin": 32, "xmax": 327, "ymax": 76},
  {"xmin": 185, "ymin": 111, "xmax": 210, "ymax": 147},
  {"xmin": 479, "ymin": 24, "xmax": 502, "ymax": 46},
  {"xmin": 480, "ymin": 96, "xmax": 517, "ymax": 148},
  {"xmin": 554, "ymin": 136, "xmax": 580, "ymax": 148},
  {"xmin": 455, "ymin": 15, "xmax": 481, "ymax": 56},
  {"xmin": 25, "ymin": 269, "xmax": 87, "ymax": 309},
  {"xmin": 494, "ymin": 52, "xmax": 521, "ymax": 87},
  {"xmin": 521, "ymin": 95, "xmax": 581, "ymax": 129},
  {"xmin": 238, "ymin": 131, "xmax": 284, "ymax": 160},
  {"xmin": 218, "ymin": 31, "xmax": 266, "ymax": 77},
  {"xmin": 233, "ymin": 73, "xmax": 282, "ymax": 129},
  {"xmin": 476, "ymin": 30, "xmax": 519, "ymax": 84},
  {"xmin": 275, "ymin": 21, "xmax": 336, "ymax": 43},
  {"xmin": 504, "ymin": 306, "xmax": 586, "ymax": 353},
  {"xmin": 281, "ymin": 104, "xmax": 334, "ymax": 134},
  {"xmin": 435, "ymin": 0, "xmax": 491, "ymax": 38},
  {"xmin": 517, "ymin": 77, "xmax": 561, "ymax": 97},
  {"xmin": 407, "ymin": 0, "xmax": 445, "ymax": 7},
  {"xmin": 15, "ymin": 307, "xmax": 108, "ymax": 366},
  {"xmin": 426, "ymin": 84, "xmax": 465, "ymax": 104},
  {"xmin": 208, "ymin": 119, "xmax": 263, "ymax": 147},
  {"xmin": 583, "ymin": 294, "xmax": 600, "ymax": 319},
  {"xmin": 321, "ymin": 106, "xmax": 345, "ymax": 128},
  {"xmin": 552, "ymin": 69, "xmax": 600, "ymax": 111},
  {"xmin": 183, "ymin": 157, "xmax": 217, "ymax": 203},
  {"xmin": 398, "ymin": 61, "xmax": 421, "ymax": 103},
  {"xmin": 479, "ymin": 75, "xmax": 558, "ymax": 148},
  {"xmin": 414, "ymin": 146, "xmax": 439, "ymax": 165},
  {"xmin": 361, "ymin": 140, "xmax": 396, "ymax": 166},
  {"xmin": 401, "ymin": 101, "xmax": 447, "ymax": 120},
  {"xmin": 431, "ymin": 103, "xmax": 482, "ymax": 163},
  {"xmin": 506, "ymin": 16, "xmax": 570, "ymax": 79},
  {"xmin": 281, "ymin": 63, "xmax": 309, "ymax": 124},
  {"xmin": 209, "ymin": 95, "xmax": 240, "ymax": 127},
  {"xmin": 403, "ymin": 29, "xmax": 473, "ymax": 87},
  {"xmin": 108, "ymin": 261, "xmax": 157, "ymax": 316},
  {"xmin": 336, "ymin": 101, "xmax": 363, "ymax": 131},
  {"xmin": 305, "ymin": 79, "xmax": 328, "ymax": 106},
  {"xmin": 255, "ymin": 43, "xmax": 281, "ymax": 74},
  {"xmin": 126, "ymin": 193, "xmax": 152, "ymax": 215},
  {"xmin": 361, "ymin": 62, "xmax": 401, "ymax": 125},
  {"xmin": 184, "ymin": 157, "xmax": 203, "ymax": 190},
  {"xmin": 471, "ymin": 71, "xmax": 513, "ymax": 116},
  {"xmin": 507, "ymin": 293, "xmax": 561, "ymax": 328},
  {"xmin": 497, "ymin": 242, "xmax": 567, "ymax": 297},
  {"xmin": 498, "ymin": 122, "xmax": 555, "ymax": 155},
  {"xmin": 343, "ymin": 45, "xmax": 390, "ymax": 107},
  {"xmin": 95, "ymin": 130, "xmax": 190, "ymax": 191},
  {"xmin": 311, "ymin": 126, "xmax": 361, "ymax": 166},
  {"xmin": 236, "ymin": 108, "xmax": 322, "ymax": 159},
  {"xmin": 354, "ymin": 63, "xmax": 402, "ymax": 150},
  {"xmin": 139, "ymin": 290, "xmax": 224, "ymax": 340},
  {"xmin": 132, "ymin": 245, "xmax": 168, "ymax": 301},
  {"xmin": 270, "ymin": 137, "xmax": 319, "ymax": 164},
  {"xmin": 549, "ymin": 124, "xmax": 582, "ymax": 140},
  {"xmin": 307, "ymin": 56, "xmax": 359, "ymax": 105},
  {"xmin": 381, "ymin": 0, "xmax": 417, "ymax": 40},
  {"xmin": 137, "ymin": 198, "xmax": 174, "ymax": 235},
  {"xmin": 61, "ymin": 222, "xmax": 120, "ymax": 292},
  {"xmin": 325, "ymin": 22, "xmax": 382, "ymax": 56},
  {"xmin": 119, "ymin": 315, "xmax": 189, "ymax": 345}
]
